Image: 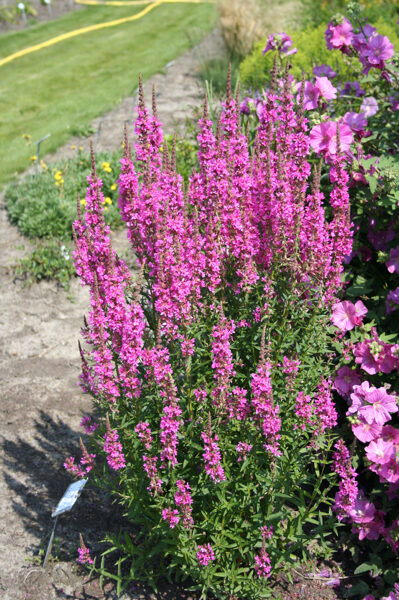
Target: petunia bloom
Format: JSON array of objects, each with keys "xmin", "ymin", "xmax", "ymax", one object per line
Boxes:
[
  {"xmin": 331, "ymin": 300, "xmax": 367, "ymax": 331},
  {"xmin": 310, "ymin": 120, "xmax": 353, "ymax": 158}
]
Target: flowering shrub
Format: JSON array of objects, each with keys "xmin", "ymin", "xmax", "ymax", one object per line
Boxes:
[
  {"xmin": 65, "ymin": 72, "xmax": 356, "ymax": 598},
  {"xmin": 240, "ymin": 3, "xmax": 399, "ymax": 597}
]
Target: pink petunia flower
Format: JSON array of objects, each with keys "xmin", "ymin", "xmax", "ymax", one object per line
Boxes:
[
  {"xmin": 310, "ymin": 120, "xmax": 353, "ymax": 158},
  {"xmin": 386, "ymin": 246, "xmax": 399, "ymax": 274},
  {"xmin": 325, "ymin": 17, "xmax": 354, "ymax": 52},
  {"xmin": 348, "ymin": 494, "xmax": 376, "ymax": 524},
  {"xmin": 263, "ymin": 32, "xmax": 297, "ymax": 56},
  {"xmin": 386, "ymin": 288, "xmax": 399, "ymax": 314},
  {"xmin": 361, "ymin": 97, "xmax": 378, "ymax": 117},
  {"xmin": 357, "ymin": 385, "xmax": 398, "ymax": 425},
  {"xmin": 313, "ymin": 64, "xmax": 337, "ymax": 78},
  {"xmin": 343, "ymin": 111, "xmax": 367, "ymax": 133},
  {"xmin": 333, "ymin": 366, "xmax": 362, "ymax": 397},
  {"xmin": 365, "ymin": 438, "xmax": 395, "ymax": 464},
  {"xmin": 360, "ymin": 34, "xmax": 395, "ymax": 73},
  {"xmin": 352, "ymin": 415, "xmax": 383, "ymax": 443},
  {"xmin": 314, "ymin": 76, "xmax": 337, "ymax": 101},
  {"xmin": 331, "ymin": 300, "xmax": 367, "ymax": 331}
]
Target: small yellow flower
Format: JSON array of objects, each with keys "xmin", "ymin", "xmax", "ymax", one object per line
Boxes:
[
  {"xmin": 104, "ymin": 197, "xmax": 112, "ymax": 205},
  {"xmin": 101, "ymin": 161, "xmax": 112, "ymax": 173},
  {"xmin": 110, "ymin": 183, "xmax": 117, "ymax": 191},
  {"xmin": 104, "ymin": 206, "xmax": 109, "ymax": 212},
  {"xmin": 40, "ymin": 160, "xmax": 48, "ymax": 171},
  {"xmin": 22, "ymin": 133, "xmax": 31, "ymax": 140},
  {"xmin": 80, "ymin": 198, "xmax": 87, "ymax": 206},
  {"xmin": 121, "ymin": 141, "xmax": 125, "ymax": 149},
  {"xmin": 30, "ymin": 155, "xmax": 37, "ymax": 162},
  {"xmin": 78, "ymin": 146, "xmax": 83, "ymax": 151}
]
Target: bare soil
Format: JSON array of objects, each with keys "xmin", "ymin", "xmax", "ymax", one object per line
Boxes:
[
  {"xmin": 0, "ymin": 0, "xmax": 82, "ymax": 34},
  {"xmin": 0, "ymin": 20, "xmax": 347, "ymax": 600}
]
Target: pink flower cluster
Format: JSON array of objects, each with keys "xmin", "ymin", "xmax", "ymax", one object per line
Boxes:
[
  {"xmin": 196, "ymin": 543, "xmax": 215, "ymax": 567},
  {"xmin": 64, "ymin": 439, "xmax": 95, "ymax": 478},
  {"xmin": 135, "ymin": 421, "xmax": 153, "ymax": 450},
  {"xmin": 201, "ymin": 430, "xmax": 225, "ymax": 483},
  {"xmin": 254, "ymin": 526, "xmax": 273, "ymax": 578},
  {"xmin": 174, "ymin": 479, "xmax": 194, "ymax": 529},
  {"xmin": 263, "ymin": 32, "xmax": 297, "ymax": 56},
  {"xmin": 104, "ymin": 428, "xmax": 126, "ymax": 470},
  {"xmin": 142, "ymin": 455, "xmax": 163, "ymax": 495},
  {"xmin": 77, "ymin": 535, "xmax": 93, "ymax": 566},
  {"xmin": 325, "ymin": 17, "xmax": 394, "ymax": 75},
  {"xmin": 162, "ymin": 507, "xmax": 180, "ymax": 529}
]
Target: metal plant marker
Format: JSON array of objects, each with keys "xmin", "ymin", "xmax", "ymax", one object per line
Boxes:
[
  {"xmin": 34, "ymin": 133, "xmax": 50, "ymax": 179},
  {"xmin": 43, "ymin": 479, "xmax": 88, "ymax": 568}
]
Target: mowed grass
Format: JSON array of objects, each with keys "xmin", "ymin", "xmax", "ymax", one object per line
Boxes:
[{"xmin": 0, "ymin": 2, "xmax": 216, "ymax": 188}]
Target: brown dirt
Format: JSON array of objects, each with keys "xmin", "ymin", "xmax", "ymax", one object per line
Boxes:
[
  {"xmin": 0, "ymin": 0, "xmax": 82, "ymax": 34},
  {"xmin": 0, "ymin": 18, "xmax": 347, "ymax": 600}
]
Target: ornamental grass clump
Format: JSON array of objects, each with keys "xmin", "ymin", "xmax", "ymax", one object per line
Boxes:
[{"xmin": 67, "ymin": 72, "xmax": 353, "ymax": 598}]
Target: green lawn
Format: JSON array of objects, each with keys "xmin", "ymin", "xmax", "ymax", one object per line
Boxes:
[{"xmin": 0, "ymin": 2, "xmax": 216, "ymax": 188}]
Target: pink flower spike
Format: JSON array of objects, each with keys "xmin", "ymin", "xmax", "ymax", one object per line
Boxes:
[
  {"xmin": 162, "ymin": 507, "xmax": 180, "ymax": 529},
  {"xmin": 331, "ymin": 300, "xmax": 367, "ymax": 331},
  {"xmin": 196, "ymin": 543, "xmax": 215, "ymax": 567}
]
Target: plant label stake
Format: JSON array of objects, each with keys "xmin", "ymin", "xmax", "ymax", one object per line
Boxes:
[
  {"xmin": 17, "ymin": 2, "xmax": 27, "ymax": 24},
  {"xmin": 43, "ymin": 478, "xmax": 87, "ymax": 569},
  {"xmin": 34, "ymin": 133, "xmax": 50, "ymax": 179},
  {"xmin": 43, "ymin": 0, "xmax": 52, "ymax": 17}
]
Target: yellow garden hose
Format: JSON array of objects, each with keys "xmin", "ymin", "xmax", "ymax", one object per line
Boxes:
[{"xmin": 0, "ymin": 0, "xmax": 211, "ymax": 68}]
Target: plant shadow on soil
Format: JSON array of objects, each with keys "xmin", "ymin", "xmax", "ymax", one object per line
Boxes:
[
  {"xmin": 1, "ymin": 410, "xmax": 215, "ymax": 599},
  {"xmin": 2, "ymin": 407, "xmax": 349, "ymax": 600}
]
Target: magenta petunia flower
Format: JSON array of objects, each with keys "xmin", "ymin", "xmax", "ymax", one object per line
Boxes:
[
  {"xmin": 297, "ymin": 81, "xmax": 320, "ymax": 110},
  {"xmin": 333, "ymin": 365, "xmax": 362, "ymax": 397},
  {"xmin": 325, "ymin": 17, "xmax": 354, "ymax": 52},
  {"xmin": 352, "ymin": 416, "xmax": 382, "ymax": 443},
  {"xmin": 263, "ymin": 32, "xmax": 297, "ymax": 56},
  {"xmin": 314, "ymin": 76, "xmax": 337, "ymax": 101},
  {"xmin": 343, "ymin": 111, "xmax": 367, "ymax": 133},
  {"xmin": 331, "ymin": 300, "xmax": 367, "ymax": 331},
  {"xmin": 386, "ymin": 246, "xmax": 399, "ymax": 274},
  {"xmin": 382, "ymin": 425, "xmax": 399, "ymax": 444},
  {"xmin": 348, "ymin": 495, "xmax": 376, "ymax": 523},
  {"xmin": 313, "ymin": 64, "xmax": 337, "ymax": 78},
  {"xmin": 386, "ymin": 288, "xmax": 399, "ymax": 314},
  {"xmin": 357, "ymin": 386, "xmax": 398, "ymax": 425},
  {"xmin": 365, "ymin": 438, "xmax": 395, "ymax": 464},
  {"xmin": 361, "ymin": 97, "xmax": 378, "ymax": 117},
  {"xmin": 310, "ymin": 120, "xmax": 353, "ymax": 158},
  {"xmin": 360, "ymin": 34, "xmax": 395, "ymax": 73}
]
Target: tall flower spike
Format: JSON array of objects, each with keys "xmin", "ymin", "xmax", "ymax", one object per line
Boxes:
[
  {"xmin": 203, "ymin": 94, "xmax": 208, "ymax": 119},
  {"xmin": 152, "ymin": 84, "xmax": 158, "ymax": 118},
  {"xmin": 171, "ymin": 135, "xmax": 177, "ymax": 172},
  {"xmin": 138, "ymin": 72, "xmax": 144, "ymax": 109},
  {"xmin": 226, "ymin": 62, "xmax": 232, "ymax": 99},
  {"xmin": 90, "ymin": 141, "xmax": 96, "ymax": 176}
]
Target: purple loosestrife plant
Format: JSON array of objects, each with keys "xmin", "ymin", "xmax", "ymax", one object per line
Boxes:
[{"xmin": 67, "ymin": 73, "xmax": 354, "ymax": 599}]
